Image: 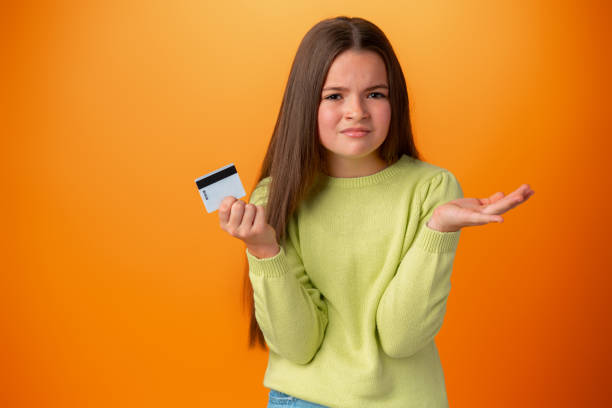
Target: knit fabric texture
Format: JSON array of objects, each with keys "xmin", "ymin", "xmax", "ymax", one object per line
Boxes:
[{"xmin": 246, "ymin": 154, "xmax": 463, "ymax": 407}]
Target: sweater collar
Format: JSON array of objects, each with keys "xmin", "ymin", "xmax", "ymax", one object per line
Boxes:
[{"xmin": 316, "ymin": 154, "xmax": 409, "ymax": 189}]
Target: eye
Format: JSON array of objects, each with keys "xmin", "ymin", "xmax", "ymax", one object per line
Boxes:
[
  {"xmin": 323, "ymin": 94, "xmax": 341, "ymax": 100},
  {"xmin": 322, "ymin": 92, "xmax": 388, "ymax": 101},
  {"xmin": 368, "ymin": 92, "xmax": 387, "ymax": 98}
]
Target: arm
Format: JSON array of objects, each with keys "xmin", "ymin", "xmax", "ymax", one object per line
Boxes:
[
  {"xmin": 376, "ymin": 171, "xmax": 463, "ymax": 359},
  {"xmin": 246, "ymin": 179, "xmax": 328, "ymax": 365}
]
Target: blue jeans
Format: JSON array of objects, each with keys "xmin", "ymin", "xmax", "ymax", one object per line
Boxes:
[{"xmin": 267, "ymin": 389, "xmax": 330, "ymax": 408}]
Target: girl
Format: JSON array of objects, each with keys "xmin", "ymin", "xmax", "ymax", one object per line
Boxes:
[{"xmin": 218, "ymin": 16, "xmax": 534, "ymax": 408}]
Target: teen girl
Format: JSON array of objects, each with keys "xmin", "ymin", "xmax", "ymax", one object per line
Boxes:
[{"xmin": 218, "ymin": 16, "xmax": 534, "ymax": 408}]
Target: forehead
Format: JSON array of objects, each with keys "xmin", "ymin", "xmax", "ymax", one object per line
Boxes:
[{"xmin": 323, "ymin": 50, "xmax": 387, "ymax": 85}]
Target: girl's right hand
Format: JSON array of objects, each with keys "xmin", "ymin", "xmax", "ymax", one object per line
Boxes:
[{"xmin": 218, "ymin": 196, "xmax": 280, "ymax": 259}]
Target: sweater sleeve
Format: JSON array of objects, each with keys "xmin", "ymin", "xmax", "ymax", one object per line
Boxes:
[
  {"xmin": 246, "ymin": 179, "xmax": 329, "ymax": 365},
  {"xmin": 376, "ymin": 170, "xmax": 463, "ymax": 359}
]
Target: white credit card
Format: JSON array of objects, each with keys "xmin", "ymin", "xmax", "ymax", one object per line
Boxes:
[{"xmin": 195, "ymin": 163, "xmax": 246, "ymax": 213}]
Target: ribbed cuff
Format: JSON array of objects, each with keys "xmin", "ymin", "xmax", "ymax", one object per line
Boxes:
[
  {"xmin": 413, "ymin": 224, "xmax": 461, "ymax": 253},
  {"xmin": 246, "ymin": 246, "xmax": 289, "ymax": 278}
]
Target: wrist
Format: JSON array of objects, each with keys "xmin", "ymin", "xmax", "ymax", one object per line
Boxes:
[
  {"xmin": 426, "ymin": 218, "xmax": 460, "ymax": 233},
  {"xmin": 247, "ymin": 244, "xmax": 280, "ymax": 259}
]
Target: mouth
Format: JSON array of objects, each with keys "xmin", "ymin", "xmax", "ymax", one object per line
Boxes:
[{"xmin": 341, "ymin": 130, "xmax": 370, "ymax": 138}]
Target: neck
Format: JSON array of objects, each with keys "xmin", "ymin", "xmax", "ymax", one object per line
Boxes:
[{"xmin": 323, "ymin": 153, "xmax": 389, "ymax": 178}]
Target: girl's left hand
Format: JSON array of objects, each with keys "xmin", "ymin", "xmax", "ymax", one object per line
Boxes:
[{"xmin": 426, "ymin": 184, "xmax": 535, "ymax": 232}]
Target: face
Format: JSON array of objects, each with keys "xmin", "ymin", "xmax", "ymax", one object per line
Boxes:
[{"xmin": 317, "ymin": 49, "xmax": 391, "ymax": 174}]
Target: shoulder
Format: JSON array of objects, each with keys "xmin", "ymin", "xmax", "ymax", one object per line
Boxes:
[
  {"xmin": 394, "ymin": 156, "xmax": 463, "ymax": 200},
  {"xmin": 248, "ymin": 176, "xmax": 272, "ymax": 206}
]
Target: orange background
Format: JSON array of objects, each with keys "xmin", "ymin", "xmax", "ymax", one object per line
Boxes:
[{"xmin": 2, "ymin": 1, "xmax": 610, "ymax": 406}]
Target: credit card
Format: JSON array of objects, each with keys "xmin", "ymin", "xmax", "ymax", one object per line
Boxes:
[{"xmin": 195, "ymin": 163, "xmax": 246, "ymax": 213}]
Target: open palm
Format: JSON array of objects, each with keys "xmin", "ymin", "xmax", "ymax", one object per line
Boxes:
[{"xmin": 428, "ymin": 184, "xmax": 535, "ymax": 232}]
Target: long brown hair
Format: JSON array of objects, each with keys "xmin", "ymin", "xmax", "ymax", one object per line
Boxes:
[{"xmin": 243, "ymin": 16, "xmax": 423, "ymax": 350}]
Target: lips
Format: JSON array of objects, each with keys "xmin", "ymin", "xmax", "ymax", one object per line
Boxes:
[{"xmin": 341, "ymin": 128, "xmax": 370, "ymax": 137}]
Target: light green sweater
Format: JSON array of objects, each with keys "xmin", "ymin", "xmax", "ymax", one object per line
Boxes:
[{"xmin": 246, "ymin": 154, "xmax": 463, "ymax": 407}]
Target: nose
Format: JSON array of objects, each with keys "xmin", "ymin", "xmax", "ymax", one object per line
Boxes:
[{"xmin": 344, "ymin": 95, "xmax": 369, "ymax": 120}]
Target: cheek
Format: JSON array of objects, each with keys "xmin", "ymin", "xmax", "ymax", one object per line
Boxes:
[
  {"xmin": 377, "ymin": 103, "xmax": 391, "ymax": 126},
  {"xmin": 317, "ymin": 107, "xmax": 337, "ymax": 148},
  {"xmin": 318, "ymin": 105, "xmax": 339, "ymax": 131}
]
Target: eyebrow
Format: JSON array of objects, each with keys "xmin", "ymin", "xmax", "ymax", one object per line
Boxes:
[{"xmin": 322, "ymin": 84, "xmax": 389, "ymax": 92}]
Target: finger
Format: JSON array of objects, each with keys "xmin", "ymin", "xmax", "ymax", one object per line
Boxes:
[
  {"xmin": 218, "ymin": 196, "xmax": 237, "ymax": 224},
  {"xmin": 468, "ymin": 211, "xmax": 504, "ymax": 225},
  {"xmin": 228, "ymin": 200, "xmax": 246, "ymax": 229},
  {"xmin": 481, "ymin": 192, "xmax": 526, "ymax": 214},
  {"xmin": 513, "ymin": 184, "xmax": 535, "ymax": 199},
  {"xmin": 489, "ymin": 191, "xmax": 505, "ymax": 202},
  {"xmin": 253, "ymin": 205, "xmax": 266, "ymax": 230},
  {"xmin": 480, "ymin": 192, "xmax": 504, "ymax": 205},
  {"xmin": 241, "ymin": 203, "xmax": 257, "ymax": 229},
  {"xmin": 483, "ymin": 184, "xmax": 535, "ymax": 214}
]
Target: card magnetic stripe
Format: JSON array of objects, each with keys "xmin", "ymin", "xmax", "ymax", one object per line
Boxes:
[{"xmin": 195, "ymin": 165, "xmax": 237, "ymax": 190}]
